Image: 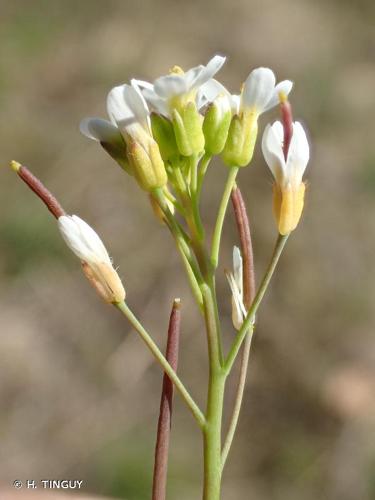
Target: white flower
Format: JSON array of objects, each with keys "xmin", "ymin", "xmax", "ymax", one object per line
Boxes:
[
  {"xmin": 226, "ymin": 247, "xmax": 247, "ymax": 330},
  {"xmin": 106, "ymin": 82, "xmax": 153, "ymax": 146},
  {"xmin": 82, "ymin": 81, "xmax": 167, "ymax": 190},
  {"xmin": 202, "ymin": 68, "xmax": 292, "ymax": 118},
  {"xmin": 81, "ymin": 81, "xmax": 154, "ymax": 154},
  {"xmin": 241, "ymin": 68, "xmax": 293, "ymax": 115},
  {"xmin": 198, "ymin": 79, "xmax": 232, "ymax": 115},
  {"xmin": 58, "ymin": 215, "xmax": 111, "ymax": 264},
  {"xmin": 58, "ymin": 215, "xmax": 126, "ymax": 303},
  {"xmin": 200, "ymin": 67, "xmax": 292, "ymax": 117},
  {"xmin": 262, "ymin": 120, "xmax": 310, "ymax": 234},
  {"xmin": 262, "ymin": 120, "xmax": 309, "ymax": 189},
  {"xmin": 135, "ymin": 55, "xmax": 226, "ymax": 117},
  {"xmin": 80, "ymin": 117, "xmax": 124, "ymax": 145}
]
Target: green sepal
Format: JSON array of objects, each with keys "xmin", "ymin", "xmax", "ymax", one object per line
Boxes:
[
  {"xmin": 129, "ymin": 141, "xmax": 168, "ymax": 191},
  {"xmin": 172, "ymin": 103, "xmax": 205, "ymax": 157},
  {"xmin": 151, "ymin": 113, "xmax": 179, "ymax": 163},
  {"xmin": 203, "ymin": 104, "xmax": 232, "ymax": 155},
  {"xmin": 100, "ymin": 140, "xmax": 133, "ymax": 176},
  {"xmin": 221, "ymin": 111, "xmax": 258, "ymax": 167}
]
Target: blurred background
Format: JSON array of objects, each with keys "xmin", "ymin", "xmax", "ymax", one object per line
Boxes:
[{"xmin": 1, "ymin": 0, "xmax": 375, "ymax": 499}]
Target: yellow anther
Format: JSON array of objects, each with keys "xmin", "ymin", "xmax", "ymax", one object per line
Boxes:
[{"xmin": 169, "ymin": 65, "xmax": 184, "ymax": 75}]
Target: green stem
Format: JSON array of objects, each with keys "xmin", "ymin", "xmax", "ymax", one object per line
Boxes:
[
  {"xmin": 153, "ymin": 189, "xmax": 204, "ymax": 309},
  {"xmin": 211, "ymin": 166, "xmax": 239, "ymax": 269},
  {"xmin": 221, "ymin": 329, "xmax": 253, "ymax": 468},
  {"xmin": 190, "ymin": 154, "xmax": 199, "ymax": 193},
  {"xmin": 224, "ymin": 234, "xmax": 289, "ymax": 373},
  {"xmin": 201, "ymin": 284, "xmax": 226, "ymax": 500},
  {"xmin": 203, "ymin": 369, "xmax": 226, "ymax": 500},
  {"xmin": 197, "ymin": 153, "xmax": 212, "ymax": 198},
  {"xmin": 116, "ymin": 301, "xmax": 205, "ymax": 428}
]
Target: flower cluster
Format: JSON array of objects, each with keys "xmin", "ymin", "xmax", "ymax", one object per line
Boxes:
[
  {"xmin": 81, "ymin": 55, "xmax": 309, "ymax": 237},
  {"xmin": 9, "ymin": 55, "xmax": 312, "ymax": 497}
]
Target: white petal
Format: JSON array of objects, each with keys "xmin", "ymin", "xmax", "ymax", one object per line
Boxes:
[
  {"xmin": 242, "ymin": 67, "xmax": 276, "ymax": 112},
  {"xmin": 197, "ymin": 79, "xmax": 231, "ymax": 112},
  {"xmin": 126, "ymin": 82, "xmax": 151, "ymax": 130},
  {"xmin": 263, "ymin": 80, "xmax": 294, "ymax": 113},
  {"xmin": 261, "ymin": 122, "xmax": 286, "ymax": 182},
  {"xmin": 58, "ymin": 215, "xmax": 111, "ymax": 265},
  {"xmin": 153, "ymin": 74, "xmax": 189, "ymax": 98},
  {"xmin": 191, "ymin": 55, "xmax": 226, "ymax": 89},
  {"xmin": 232, "ymin": 246, "xmax": 243, "ymax": 296},
  {"xmin": 285, "ymin": 122, "xmax": 310, "ymax": 184},
  {"xmin": 198, "ymin": 78, "xmax": 230, "ymax": 102},
  {"xmin": 230, "ymin": 94, "xmax": 241, "ymax": 115},
  {"xmin": 107, "ymin": 85, "xmax": 130, "ymax": 126},
  {"xmin": 142, "ymin": 88, "xmax": 170, "ymax": 116},
  {"xmin": 80, "ymin": 117, "xmax": 122, "ymax": 144},
  {"xmin": 131, "ymin": 78, "xmax": 154, "ymax": 91},
  {"xmin": 107, "ymin": 84, "xmax": 150, "ymax": 134},
  {"xmin": 226, "ymin": 272, "xmax": 245, "ymax": 329},
  {"xmin": 184, "ymin": 64, "xmax": 205, "ymax": 88},
  {"xmin": 72, "ymin": 215, "xmax": 111, "ymax": 263}
]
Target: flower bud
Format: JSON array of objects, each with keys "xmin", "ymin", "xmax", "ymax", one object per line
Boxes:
[
  {"xmin": 226, "ymin": 247, "xmax": 247, "ymax": 330},
  {"xmin": 262, "ymin": 121, "xmax": 309, "ymax": 235},
  {"xmin": 151, "ymin": 113, "xmax": 180, "ymax": 162},
  {"xmin": 58, "ymin": 215, "xmax": 126, "ymax": 304},
  {"xmin": 129, "ymin": 140, "xmax": 168, "ymax": 191},
  {"xmin": 172, "ymin": 102, "xmax": 205, "ymax": 157},
  {"xmin": 107, "ymin": 83, "xmax": 168, "ymax": 191},
  {"xmin": 82, "ymin": 261, "xmax": 126, "ymax": 304},
  {"xmin": 273, "ymin": 182, "xmax": 306, "ymax": 235},
  {"xmin": 203, "ymin": 96, "xmax": 232, "ymax": 155},
  {"xmin": 222, "ymin": 109, "xmax": 258, "ymax": 167}
]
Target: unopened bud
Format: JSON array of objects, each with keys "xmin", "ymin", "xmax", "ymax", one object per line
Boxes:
[
  {"xmin": 58, "ymin": 215, "xmax": 126, "ymax": 304},
  {"xmin": 129, "ymin": 140, "xmax": 168, "ymax": 191},
  {"xmin": 222, "ymin": 110, "xmax": 258, "ymax": 167},
  {"xmin": 82, "ymin": 261, "xmax": 126, "ymax": 304},
  {"xmin": 203, "ymin": 98, "xmax": 232, "ymax": 155},
  {"xmin": 172, "ymin": 102, "xmax": 205, "ymax": 157},
  {"xmin": 273, "ymin": 182, "xmax": 306, "ymax": 235},
  {"xmin": 151, "ymin": 113, "xmax": 180, "ymax": 162}
]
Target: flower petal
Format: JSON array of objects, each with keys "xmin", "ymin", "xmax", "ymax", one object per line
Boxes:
[
  {"xmin": 153, "ymin": 74, "xmax": 189, "ymax": 98},
  {"xmin": 263, "ymin": 80, "xmax": 294, "ymax": 113},
  {"xmin": 242, "ymin": 67, "xmax": 276, "ymax": 113},
  {"xmin": 58, "ymin": 215, "xmax": 111, "ymax": 265},
  {"xmin": 232, "ymin": 246, "xmax": 243, "ymax": 296},
  {"xmin": 229, "ymin": 94, "xmax": 241, "ymax": 115},
  {"xmin": 107, "ymin": 84, "xmax": 150, "ymax": 133},
  {"xmin": 190, "ymin": 55, "xmax": 226, "ymax": 89},
  {"xmin": 142, "ymin": 88, "xmax": 170, "ymax": 116},
  {"xmin": 80, "ymin": 117, "xmax": 122, "ymax": 144},
  {"xmin": 261, "ymin": 122, "xmax": 286, "ymax": 182},
  {"xmin": 285, "ymin": 122, "xmax": 310, "ymax": 184},
  {"xmin": 198, "ymin": 78, "xmax": 230, "ymax": 102}
]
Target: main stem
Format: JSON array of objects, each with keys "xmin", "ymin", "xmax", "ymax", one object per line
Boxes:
[
  {"xmin": 203, "ymin": 366, "xmax": 226, "ymax": 500},
  {"xmin": 201, "ymin": 284, "xmax": 226, "ymax": 500}
]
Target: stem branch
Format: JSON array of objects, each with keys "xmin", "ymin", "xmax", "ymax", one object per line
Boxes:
[{"xmin": 116, "ymin": 301, "xmax": 205, "ymax": 428}]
